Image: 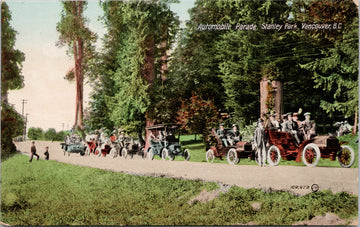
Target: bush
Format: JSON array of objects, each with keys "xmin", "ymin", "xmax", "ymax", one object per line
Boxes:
[
  {"xmin": 27, "ymin": 127, "xmax": 44, "ymax": 140},
  {"xmin": 1, "ymin": 102, "xmax": 24, "ymax": 160}
]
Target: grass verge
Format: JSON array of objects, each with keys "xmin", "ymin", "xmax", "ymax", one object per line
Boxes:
[{"xmin": 1, "ymin": 154, "xmax": 358, "ymax": 225}]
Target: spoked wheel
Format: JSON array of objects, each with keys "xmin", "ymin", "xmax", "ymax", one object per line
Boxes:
[
  {"xmin": 227, "ymin": 148, "xmax": 239, "ymax": 165},
  {"xmin": 98, "ymin": 148, "xmax": 103, "ymax": 157},
  {"xmin": 85, "ymin": 146, "xmax": 91, "ymax": 156},
  {"xmin": 161, "ymin": 148, "xmax": 173, "ymax": 161},
  {"xmin": 338, "ymin": 145, "xmax": 355, "ymax": 168},
  {"xmin": 302, "ymin": 143, "xmax": 321, "ymax": 167},
  {"xmin": 122, "ymin": 148, "xmax": 128, "ymax": 159},
  {"xmin": 147, "ymin": 148, "xmax": 154, "ymax": 160},
  {"xmin": 140, "ymin": 148, "xmax": 145, "ymax": 159},
  {"xmin": 109, "ymin": 147, "xmax": 117, "ymax": 158},
  {"xmin": 206, "ymin": 149, "xmax": 215, "ymax": 163},
  {"xmin": 267, "ymin": 145, "xmax": 281, "ymax": 166},
  {"xmin": 183, "ymin": 149, "xmax": 190, "ymax": 161},
  {"xmin": 94, "ymin": 147, "xmax": 101, "ymax": 156}
]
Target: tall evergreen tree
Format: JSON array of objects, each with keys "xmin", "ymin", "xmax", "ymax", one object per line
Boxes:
[
  {"xmin": 86, "ymin": 1, "xmax": 178, "ymax": 138},
  {"xmin": 56, "ymin": 1, "xmax": 97, "ymax": 132},
  {"xmin": 299, "ymin": 0, "xmax": 358, "ymax": 132}
]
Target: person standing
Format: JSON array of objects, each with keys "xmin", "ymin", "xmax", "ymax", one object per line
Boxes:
[
  {"xmin": 29, "ymin": 141, "xmax": 39, "ymax": 162},
  {"xmin": 253, "ymin": 119, "xmax": 267, "ymax": 167},
  {"xmin": 44, "ymin": 146, "xmax": 49, "ymax": 160}
]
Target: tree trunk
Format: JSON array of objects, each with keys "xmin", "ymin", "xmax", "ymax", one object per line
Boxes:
[
  {"xmin": 143, "ymin": 35, "xmax": 155, "ymax": 151},
  {"xmin": 72, "ymin": 1, "xmax": 84, "ymax": 131},
  {"xmin": 142, "ymin": 35, "xmax": 155, "ymax": 86},
  {"xmin": 260, "ymin": 78, "xmax": 282, "ymax": 121},
  {"xmin": 76, "ymin": 38, "xmax": 84, "ymax": 130},
  {"xmin": 73, "ymin": 37, "xmax": 79, "ymax": 129}
]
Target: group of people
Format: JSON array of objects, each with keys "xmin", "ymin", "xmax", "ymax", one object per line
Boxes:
[
  {"xmin": 213, "ymin": 111, "xmax": 316, "ymax": 167},
  {"xmin": 265, "ymin": 111, "xmax": 316, "ymax": 143},
  {"xmin": 216, "ymin": 124, "xmax": 242, "ymax": 147},
  {"xmin": 148, "ymin": 130, "xmax": 176, "ymax": 142},
  {"xmin": 29, "ymin": 141, "xmax": 49, "ymax": 162}
]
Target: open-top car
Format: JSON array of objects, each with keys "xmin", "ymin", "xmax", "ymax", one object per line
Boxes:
[
  {"xmin": 265, "ymin": 130, "xmax": 355, "ymax": 167},
  {"xmin": 205, "ymin": 128, "xmax": 254, "ymax": 164},
  {"xmin": 109, "ymin": 134, "xmax": 145, "ymax": 159},
  {"xmin": 61, "ymin": 135, "xmax": 86, "ymax": 156},
  {"xmin": 145, "ymin": 124, "xmax": 190, "ymax": 161}
]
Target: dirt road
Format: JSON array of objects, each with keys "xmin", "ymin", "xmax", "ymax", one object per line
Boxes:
[{"xmin": 14, "ymin": 141, "xmax": 358, "ymax": 196}]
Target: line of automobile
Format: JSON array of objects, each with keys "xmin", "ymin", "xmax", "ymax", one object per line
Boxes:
[{"xmin": 60, "ymin": 123, "xmax": 355, "ymax": 168}]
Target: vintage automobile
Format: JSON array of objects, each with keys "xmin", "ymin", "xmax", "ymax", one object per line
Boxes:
[
  {"xmin": 145, "ymin": 124, "xmax": 190, "ymax": 161},
  {"xmin": 265, "ymin": 130, "xmax": 355, "ymax": 168},
  {"xmin": 108, "ymin": 134, "xmax": 145, "ymax": 159},
  {"xmin": 93, "ymin": 134, "xmax": 113, "ymax": 157},
  {"xmin": 205, "ymin": 128, "xmax": 254, "ymax": 164},
  {"xmin": 61, "ymin": 135, "xmax": 86, "ymax": 156},
  {"xmin": 84, "ymin": 134, "xmax": 99, "ymax": 156}
]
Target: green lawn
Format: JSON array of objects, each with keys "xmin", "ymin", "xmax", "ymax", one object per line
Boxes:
[
  {"xmin": 178, "ymin": 134, "xmax": 358, "ymax": 168},
  {"xmin": 1, "ymin": 154, "xmax": 357, "ymax": 226}
]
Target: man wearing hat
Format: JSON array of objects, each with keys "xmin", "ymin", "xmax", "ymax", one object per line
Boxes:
[
  {"xmin": 29, "ymin": 141, "xmax": 39, "ymax": 162},
  {"xmin": 292, "ymin": 113, "xmax": 301, "ymax": 129},
  {"xmin": 302, "ymin": 112, "xmax": 316, "ymax": 140},
  {"xmin": 253, "ymin": 118, "xmax": 267, "ymax": 166},
  {"xmin": 266, "ymin": 112, "xmax": 279, "ymax": 131},
  {"xmin": 285, "ymin": 112, "xmax": 301, "ymax": 144},
  {"xmin": 228, "ymin": 124, "xmax": 241, "ymax": 145},
  {"xmin": 281, "ymin": 113, "xmax": 289, "ymax": 132},
  {"xmin": 216, "ymin": 124, "xmax": 228, "ymax": 147}
]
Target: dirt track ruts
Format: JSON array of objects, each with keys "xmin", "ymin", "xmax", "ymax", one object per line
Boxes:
[{"xmin": 14, "ymin": 141, "xmax": 358, "ymax": 196}]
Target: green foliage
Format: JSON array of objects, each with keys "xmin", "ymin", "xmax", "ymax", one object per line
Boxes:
[
  {"xmin": 176, "ymin": 94, "xmax": 219, "ymax": 139},
  {"xmin": 56, "ymin": 1, "xmax": 96, "ymax": 62},
  {"xmin": 86, "ymin": 1, "xmax": 179, "ymax": 134},
  {"xmin": 302, "ymin": 14, "xmax": 358, "ymax": 118},
  {"xmin": 28, "ymin": 128, "xmax": 70, "ymax": 141},
  {"xmin": 1, "ymin": 2, "xmax": 25, "ymax": 95},
  {"xmin": 43, "ymin": 128, "xmax": 57, "ymax": 141},
  {"xmin": 27, "ymin": 127, "xmax": 44, "ymax": 141},
  {"xmin": 1, "ymin": 102, "xmax": 24, "ymax": 160},
  {"xmin": 56, "ymin": 1, "xmax": 97, "ymax": 131},
  {"xmin": 1, "ymin": 154, "xmax": 357, "ymax": 225}
]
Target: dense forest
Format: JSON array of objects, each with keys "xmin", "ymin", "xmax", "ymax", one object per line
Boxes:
[{"xmin": 84, "ymin": 0, "xmax": 358, "ymax": 139}]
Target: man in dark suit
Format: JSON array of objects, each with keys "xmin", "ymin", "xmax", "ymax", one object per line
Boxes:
[{"xmin": 29, "ymin": 141, "xmax": 39, "ymax": 162}]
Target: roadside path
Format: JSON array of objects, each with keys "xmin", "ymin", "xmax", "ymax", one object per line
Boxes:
[{"xmin": 14, "ymin": 141, "xmax": 358, "ymax": 196}]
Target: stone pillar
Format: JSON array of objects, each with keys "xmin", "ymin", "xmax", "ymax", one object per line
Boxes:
[{"xmin": 260, "ymin": 78, "xmax": 282, "ymax": 121}]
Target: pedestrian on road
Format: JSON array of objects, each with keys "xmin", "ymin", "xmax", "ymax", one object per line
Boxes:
[
  {"xmin": 44, "ymin": 146, "xmax": 49, "ymax": 160},
  {"xmin": 29, "ymin": 141, "xmax": 39, "ymax": 162},
  {"xmin": 253, "ymin": 118, "xmax": 267, "ymax": 167}
]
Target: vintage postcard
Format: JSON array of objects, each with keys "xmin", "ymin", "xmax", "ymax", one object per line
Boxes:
[{"xmin": 1, "ymin": 0, "xmax": 358, "ymax": 226}]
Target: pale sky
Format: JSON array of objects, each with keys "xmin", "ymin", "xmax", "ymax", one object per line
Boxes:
[{"xmin": 6, "ymin": 0, "xmax": 194, "ymax": 132}]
